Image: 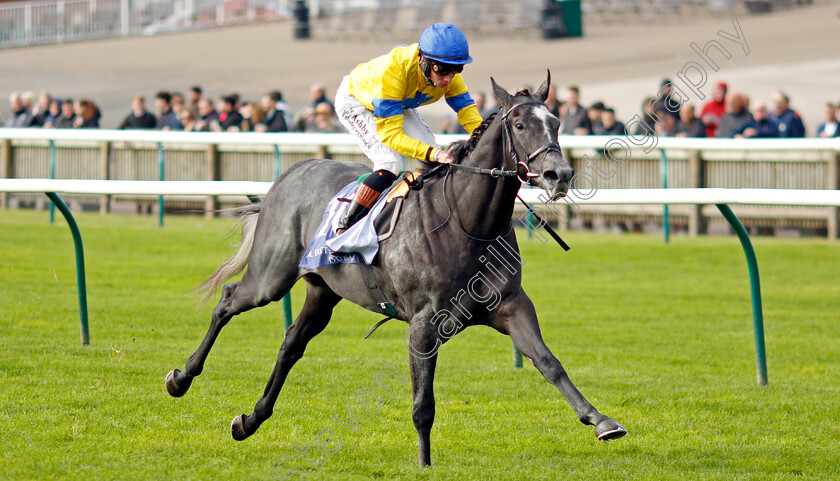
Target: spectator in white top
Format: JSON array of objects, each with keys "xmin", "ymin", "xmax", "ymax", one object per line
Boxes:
[{"xmin": 816, "ymin": 103, "xmax": 839, "ymax": 138}]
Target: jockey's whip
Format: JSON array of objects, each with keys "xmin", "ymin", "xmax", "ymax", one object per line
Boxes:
[{"xmin": 516, "ymin": 194, "xmax": 571, "ymax": 252}]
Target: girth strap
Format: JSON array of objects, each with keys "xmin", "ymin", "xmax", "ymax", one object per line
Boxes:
[{"xmin": 358, "ymin": 261, "xmax": 398, "ymax": 318}]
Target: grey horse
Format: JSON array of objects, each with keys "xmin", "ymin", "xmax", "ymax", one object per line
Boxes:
[{"xmin": 165, "ymin": 73, "xmax": 626, "ymax": 467}]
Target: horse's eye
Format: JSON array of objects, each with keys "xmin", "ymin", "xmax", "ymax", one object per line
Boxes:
[{"xmin": 515, "ymin": 123, "xmax": 524, "ymax": 130}]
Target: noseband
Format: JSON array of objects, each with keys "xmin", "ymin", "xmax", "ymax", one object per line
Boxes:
[{"xmin": 448, "ymin": 101, "xmax": 562, "ymax": 184}]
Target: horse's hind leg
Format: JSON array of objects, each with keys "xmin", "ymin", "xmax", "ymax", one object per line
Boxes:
[
  {"xmin": 166, "ymin": 265, "xmax": 298, "ymax": 398},
  {"xmin": 496, "ymin": 290, "xmax": 626, "ymax": 441},
  {"xmin": 231, "ymin": 276, "xmax": 341, "ymax": 441}
]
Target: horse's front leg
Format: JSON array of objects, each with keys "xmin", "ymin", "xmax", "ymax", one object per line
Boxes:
[
  {"xmin": 404, "ymin": 314, "xmax": 449, "ymax": 467},
  {"xmin": 495, "ymin": 289, "xmax": 626, "ymax": 441}
]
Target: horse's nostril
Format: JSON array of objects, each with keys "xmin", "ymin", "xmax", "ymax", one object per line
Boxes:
[
  {"xmin": 560, "ymin": 167, "xmax": 574, "ymax": 184},
  {"xmin": 543, "ymin": 170, "xmax": 559, "ymax": 182}
]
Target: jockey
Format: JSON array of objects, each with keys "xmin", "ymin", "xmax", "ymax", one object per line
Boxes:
[{"xmin": 334, "ymin": 22, "xmax": 484, "ymax": 233}]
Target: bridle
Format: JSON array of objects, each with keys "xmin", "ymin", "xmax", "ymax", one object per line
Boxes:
[
  {"xmin": 447, "ymin": 100, "xmax": 562, "ymax": 185},
  {"xmin": 427, "ymin": 99, "xmax": 566, "ymax": 243}
]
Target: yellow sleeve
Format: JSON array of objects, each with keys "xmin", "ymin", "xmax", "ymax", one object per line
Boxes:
[
  {"xmin": 444, "ymin": 76, "xmax": 483, "ymax": 134},
  {"xmin": 365, "ymin": 50, "xmax": 437, "ymax": 160},
  {"xmin": 375, "ymin": 114, "xmax": 436, "ymax": 161},
  {"xmin": 456, "ymin": 104, "xmax": 483, "ymax": 134}
]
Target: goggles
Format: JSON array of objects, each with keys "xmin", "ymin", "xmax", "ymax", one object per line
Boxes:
[{"xmin": 431, "ymin": 61, "xmax": 464, "ymax": 75}]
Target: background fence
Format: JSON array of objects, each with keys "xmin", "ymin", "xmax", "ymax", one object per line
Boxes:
[
  {"xmin": 1, "ymin": 0, "xmax": 810, "ymax": 49},
  {"xmin": 1, "ymin": 129, "xmax": 838, "ymax": 238},
  {"xmin": 0, "ymin": 0, "xmax": 290, "ymax": 48}
]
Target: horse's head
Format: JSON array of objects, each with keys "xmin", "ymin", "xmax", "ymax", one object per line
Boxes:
[{"xmin": 491, "ymin": 72, "xmax": 573, "ymax": 200}]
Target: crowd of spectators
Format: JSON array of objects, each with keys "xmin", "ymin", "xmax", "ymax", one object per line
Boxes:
[
  {"xmin": 3, "ymin": 91, "xmax": 104, "ymax": 129},
  {"xmin": 540, "ymin": 79, "xmax": 836, "ymax": 139},
  {"xmin": 0, "ymin": 84, "xmax": 345, "ymax": 134},
  {"xmin": 3, "ymin": 79, "xmax": 839, "ymax": 138}
]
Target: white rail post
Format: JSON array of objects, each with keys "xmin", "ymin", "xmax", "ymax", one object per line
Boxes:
[
  {"xmin": 206, "ymin": 144, "xmax": 220, "ymax": 218},
  {"xmin": 0, "ymin": 139, "xmax": 11, "ymax": 209},
  {"xmin": 99, "ymin": 141, "xmax": 111, "ymax": 213},
  {"xmin": 24, "ymin": 2, "xmax": 32, "ymax": 44},
  {"xmin": 120, "ymin": 0, "xmax": 130, "ymax": 36},
  {"xmin": 688, "ymin": 149, "xmax": 705, "ymax": 236},
  {"xmin": 58, "ymin": 0, "xmax": 66, "ymax": 43},
  {"xmin": 829, "ymin": 151, "xmax": 840, "ymax": 240}
]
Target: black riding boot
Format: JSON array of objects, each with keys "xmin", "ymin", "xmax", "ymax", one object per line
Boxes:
[{"xmin": 335, "ymin": 170, "xmax": 396, "ymax": 234}]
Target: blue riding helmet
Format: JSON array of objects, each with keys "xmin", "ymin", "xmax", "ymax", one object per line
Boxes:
[{"xmin": 418, "ymin": 23, "xmax": 473, "ymax": 65}]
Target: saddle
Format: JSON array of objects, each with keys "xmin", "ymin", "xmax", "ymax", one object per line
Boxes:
[{"xmin": 374, "ymin": 168, "xmax": 422, "ymax": 241}]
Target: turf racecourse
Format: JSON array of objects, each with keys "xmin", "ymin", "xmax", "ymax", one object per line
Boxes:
[{"xmin": 1, "ymin": 209, "xmax": 838, "ymax": 481}]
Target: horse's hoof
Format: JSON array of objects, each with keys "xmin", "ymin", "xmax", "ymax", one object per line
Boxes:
[
  {"xmin": 165, "ymin": 369, "xmax": 191, "ymax": 397},
  {"xmin": 231, "ymin": 414, "xmax": 249, "ymax": 441},
  {"xmin": 595, "ymin": 418, "xmax": 627, "ymax": 441}
]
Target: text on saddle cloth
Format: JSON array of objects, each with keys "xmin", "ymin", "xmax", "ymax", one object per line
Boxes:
[{"xmin": 298, "ymin": 172, "xmax": 418, "ymax": 270}]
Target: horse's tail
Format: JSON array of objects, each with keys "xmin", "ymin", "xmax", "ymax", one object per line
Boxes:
[{"xmin": 195, "ymin": 202, "xmax": 262, "ymax": 305}]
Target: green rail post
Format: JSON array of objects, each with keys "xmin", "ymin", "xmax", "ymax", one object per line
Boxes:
[
  {"xmin": 45, "ymin": 192, "xmax": 90, "ymax": 345},
  {"xmin": 716, "ymin": 204, "xmax": 768, "ymax": 386},
  {"xmin": 282, "ymin": 293, "xmax": 293, "ymax": 332},
  {"xmin": 49, "ymin": 140, "xmax": 56, "ymax": 224},
  {"xmin": 660, "ymin": 149, "xmax": 669, "ymax": 243},
  {"xmin": 158, "ymin": 142, "xmax": 165, "ymax": 227},
  {"xmin": 527, "ymin": 210, "xmax": 535, "ymax": 239},
  {"xmin": 273, "ymin": 144, "xmax": 282, "ymax": 180}
]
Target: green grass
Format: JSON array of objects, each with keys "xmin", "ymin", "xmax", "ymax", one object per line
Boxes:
[{"xmin": 1, "ymin": 209, "xmax": 838, "ymax": 480}]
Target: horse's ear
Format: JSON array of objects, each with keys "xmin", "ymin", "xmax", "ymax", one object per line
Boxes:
[
  {"xmin": 490, "ymin": 77, "xmax": 513, "ymax": 109},
  {"xmin": 534, "ymin": 70, "xmax": 551, "ymax": 103}
]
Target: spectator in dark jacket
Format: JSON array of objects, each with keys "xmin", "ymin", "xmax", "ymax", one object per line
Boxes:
[
  {"xmin": 675, "ymin": 103, "xmax": 706, "ymax": 138},
  {"xmin": 29, "ymin": 92, "xmax": 52, "ymax": 127},
  {"xmin": 770, "ymin": 91, "xmax": 805, "ymax": 138},
  {"xmin": 155, "ymin": 91, "xmax": 179, "ymax": 130},
  {"xmin": 215, "ymin": 95, "xmax": 244, "ymax": 132},
  {"xmin": 716, "ymin": 93, "xmax": 753, "ymax": 138},
  {"xmin": 188, "ymin": 86, "xmax": 203, "ymax": 115},
  {"xmin": 53, "ymin": 99, "xmax": 76, "ymax": 128},
  {"xmin": 255, "ymin": 91, "xmax": 290, "ymax": 133},
  {"xmin": 117, "ymin": 95, "xmax": 157, "ymax": 129},
  {"xmin": 654, "ymin": 108, "xmax": 679, "ymax": 137},
  {"xmin": 652, "ymin": 78, "xmax": 681, "ymax": 121},
  {"xmin": 593, "ymin": 107, "xmax": 625, "ymax": 136},
  {"xmin": 296, "ymin": 83, "xmax": 335, "ymax": 132},
  {"xmin": 310, "ymin": 83, "xmax": 334, "ymax": 112},
  {"xmin": 735, "ymin": 102, "xmax": 779, "ymax": 138},
  {"xmin": 561, "ymin": 85, "xmax": 591, "ymax": 135},
  {"xmin": 43, "ymin": 99, "xmax": 62, "ymax": 128},
  {"xmin": 167, "ymin": 92, "xmax": 186, "ymax": 130},
  {"xmin": 5, "ymin": 92, "xmax": 32, "ymax": 127},
  {"xmin": 631, "ymin": 96, "xmax": 660, "ymax": 137},
  {"xmin": 587, "ymin": 101, "xmax": 605, "ymax": 135},
  {"xmin": 195, "ymin": 98, "xmax": 219, "ymax": 132}
]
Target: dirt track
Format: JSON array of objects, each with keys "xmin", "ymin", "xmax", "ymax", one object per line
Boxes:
[{"xmin": 1, "ymin": 2, "xmax": 838, "ymax": 131}]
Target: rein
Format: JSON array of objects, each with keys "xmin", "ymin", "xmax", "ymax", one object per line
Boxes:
[{"xmin": 437, "ymin": 100, "xmax": 571, "ymax": 250}]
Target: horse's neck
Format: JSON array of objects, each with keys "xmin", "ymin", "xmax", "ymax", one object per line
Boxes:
[{"xmin": 449, "ymin": 119, "xmax": 520, "ymax": 239}]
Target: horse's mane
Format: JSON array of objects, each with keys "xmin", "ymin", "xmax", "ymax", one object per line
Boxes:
[
  {"xmin": 448, "ymin": 112, "xmax": 497, "ymax": 163},
  {"xmin": 420, "ymin": 89, "xmax": 537, "ymax": 178},
  {"xmin": 449, "ymin": 89, "xmax": 535, "ymax": 163}
]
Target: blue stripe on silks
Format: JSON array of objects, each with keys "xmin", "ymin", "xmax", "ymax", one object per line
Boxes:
[
  {"xmin": 402, "ymin": 91, "xmax": 433, "ymax": 110},
  {"xmin": 446, "ymin": 92, "xmax": 475, "ymax": 112},
  {"xmin": 372, "ymin": 99, "xmax": 403, "ymax": 118}
]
